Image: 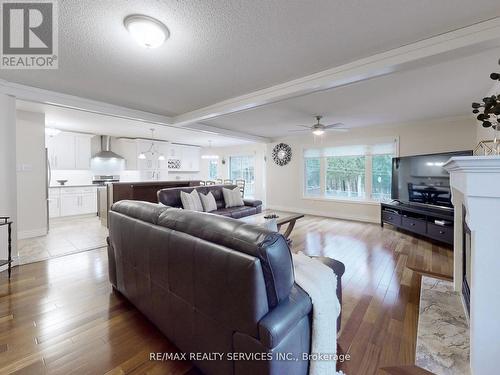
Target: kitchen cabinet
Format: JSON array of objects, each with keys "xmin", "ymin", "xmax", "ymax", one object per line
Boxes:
[
  {"xmin": 168, "ymin": 144, "xmax": 200, "ymax": 172},
  {"xmin": 46, "ymin": 132, "xmax": 93, "ymax": 170},
  {"xmin": 75, "ymin": 136, "xmax": 91, "ymax": 169},
  {"xmin": 115, "ymin": 138, "xmax": 169, "ymax": 172},
  {"xmin": 114, "ymin": 139, "xmax": 200, "ymax": 177},
  {"xmin": 50, "ymin": 187, "xmax": 97, "ymax": 217},
  {"xmin": 48, "ymin": 189, "xmax": 61, "ymax": 218}
]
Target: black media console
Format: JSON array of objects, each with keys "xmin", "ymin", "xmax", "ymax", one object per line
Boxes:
[{"xmin": 380, "ymin": 201, "xmax": 454, "ymax": 246}]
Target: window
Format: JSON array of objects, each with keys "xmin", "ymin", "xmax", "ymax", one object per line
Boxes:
[
  {"xmin": 326, "ymin": 156, "xmax": 365, "ymax": 198},
  {"xmin": 304, "ymin": 157, "xmax": 321, "ymax": 196},
  {"xmin": 304, "ymin": 141, "xmax": 396, "ymax": 201},
  {"xmin": 371, "ymin": 154, "xmax": 392, "ymax": 200},
  {"xmin": 229, "ymin": 155, "xmax": 255, "ymax": 197},
  {"xmin": 208, "ymin": 160, "xmax": 218, "ymax": 180}
]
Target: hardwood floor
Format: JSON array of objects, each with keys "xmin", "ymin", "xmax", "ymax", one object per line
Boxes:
[{"xmin": 0, "ymin": 215, "xmax": 452, "ymax": 374}]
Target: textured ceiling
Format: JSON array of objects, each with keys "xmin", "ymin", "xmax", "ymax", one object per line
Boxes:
[
  {"xmin": 1, "ymin": 0, "xmax": 500, "ymax": 116},
  {"xmin": 202, "ymin": 47, "xmax": 500, "ymax": 139},
  {"xmin": 15, "ymin": 101, "xmax": 251, "ymax": 147}
]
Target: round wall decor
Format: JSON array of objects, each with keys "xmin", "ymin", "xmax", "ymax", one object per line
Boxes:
[{"xmin": 272, "ymin": 143, "xmax": 292, "ymax": 166}]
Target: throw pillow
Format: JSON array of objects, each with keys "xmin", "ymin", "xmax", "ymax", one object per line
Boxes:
[
  {"xmin": 223, "ymin": 187, "xmax": 244, "ymax": 208},
  {"xmin": 199, "ymin": 191, "xmax": 217, "ymax": 212},
  {"xmin": 180, "ymin": 189, "xmax": 203, "ymax": 211}
]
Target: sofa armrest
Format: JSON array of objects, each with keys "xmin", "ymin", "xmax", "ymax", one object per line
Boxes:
[
  {"xmin": 258, "ymin": 285, "xmax": 311, "ymax": 349},
  {"xmin": 243, "ymin": 198, "xmax": 262, "ymax": 207}
]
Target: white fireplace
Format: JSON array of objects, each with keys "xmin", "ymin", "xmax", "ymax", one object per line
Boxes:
[{"xmin": 444, "ymin": 156, "xmax": 500, "ymax": 375}]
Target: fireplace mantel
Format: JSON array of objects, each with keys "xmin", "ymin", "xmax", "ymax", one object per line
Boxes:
[{"xmin": 443, "ymin": 155, "xmax": 500, "ymax": 375}]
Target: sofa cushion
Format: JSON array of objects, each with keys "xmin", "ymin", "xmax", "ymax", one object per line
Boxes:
[
  {"xmin": 158, "ymin": 185, "xmax": 237, "ymax": 210},
  {"xmin": 223, "ymin": 187, "xmax": 244, "ymax": 208},
  {"xmin": 199, "ymin": 191, "xmax": 217, "ymax": 212},
  {"xmin": 180, "ymin": 189, "xmax": 203, "ymax": 211},
  {"xmin": 157, "ymin": 208, "xmax": 294, "ymax": 308},
  {"xmin": 111, "ymin": 200, "xmax": 168, "ymax": 224}
]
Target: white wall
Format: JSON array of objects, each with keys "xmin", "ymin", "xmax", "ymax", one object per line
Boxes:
[
  {"xmin": 0, "ymin": 94, "xmax": 17, "ymax": 268},
  {"xmin": 476, "ymin": 81, "xmax": 500, "ymax": 145},
  {"xmin": 266, "ymin": 116, "xmax": 476, "ymax": 222},
  {"xmin": 199, "ymin": 143, "xmax": 267, "ymax": 203},
  {"xmin": 16, "ymin": 110, "xmax": 48, "ymax": 239}
]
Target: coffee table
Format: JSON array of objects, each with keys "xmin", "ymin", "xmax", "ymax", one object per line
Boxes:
[{"xmin": 239, "ymin": 211, "xmax": 304, "ymax": 240}]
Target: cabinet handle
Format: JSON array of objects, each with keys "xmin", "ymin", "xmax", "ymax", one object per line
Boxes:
[
  {"xmin": 410, "ymin": 223, "xmax": 415, "ymax": 226},
  {"xmin": 439, "ymin": 230, "xmax": 445, "ymax": 234},
  {"xmin": 387, "ymin": 216, "xmax": 392, "ymax": 220}
]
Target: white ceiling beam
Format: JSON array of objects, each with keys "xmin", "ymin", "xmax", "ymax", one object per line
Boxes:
[
  {"xmin": 173, "ymin": 17, "xmax": 500, "ymax": 127},
  {"xmin": 0, "ymin": 79, "xmax": 174, "ymax": 125},
  {"xmin": 185, "ymin": 122, "xmax": 269, "ymax": 143},
  {"xmin": 0, "ymin": 79, "xmax": 270, "ymax": 143}
]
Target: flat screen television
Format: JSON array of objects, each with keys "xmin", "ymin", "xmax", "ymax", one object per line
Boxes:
[{"xmin": 391, "ymin": 150, "xmax": 472, "ymax": 209}]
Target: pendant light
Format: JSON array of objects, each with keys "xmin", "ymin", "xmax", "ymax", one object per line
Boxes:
[
  {"xmin": 201, "ymin": 140, "xmax": 219, "ymax": 160},
  {"xmin": 138, "ymin": 128, "xmax": 165, "ymax": 160}
]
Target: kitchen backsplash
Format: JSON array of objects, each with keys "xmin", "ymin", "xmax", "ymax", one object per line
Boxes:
[{"xmin": 50, "ymin": 170, "xmax": 143, "ymax": 186}]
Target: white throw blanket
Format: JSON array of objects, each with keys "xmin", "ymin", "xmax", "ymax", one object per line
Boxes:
[{"xmin": 292, "ymin": 252, "xmax": 342, "ymax": 375}]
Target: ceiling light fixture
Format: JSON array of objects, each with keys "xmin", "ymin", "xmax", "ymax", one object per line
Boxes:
[
  {"xmin": 138, "ymin": 129, "xmax": 165, "ymax": 161},
  {"xmin": 312, "ymin": 129, "xmax": 325, "ymax": 136},
  {"xmin": 201, "ymin": 140, "xmax": 219, "ymax": 160},
  {"xmin": 124, "ymin": 15, "xmax": 170, "ymax": 48}
]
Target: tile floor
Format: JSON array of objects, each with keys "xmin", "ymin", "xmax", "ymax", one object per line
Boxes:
[{"xmin": 17, "ymin": 215, "xmax": 108, "ymax": 265}]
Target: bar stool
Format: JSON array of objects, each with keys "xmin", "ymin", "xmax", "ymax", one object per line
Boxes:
[{"xmin": 0, "ymin": 216, "xmax": 13, "ymax": 279}]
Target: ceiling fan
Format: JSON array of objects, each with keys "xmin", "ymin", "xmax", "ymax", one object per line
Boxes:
[{"xmin": 289, "ymin": 115, "xmax": 348, "ymax": 136}]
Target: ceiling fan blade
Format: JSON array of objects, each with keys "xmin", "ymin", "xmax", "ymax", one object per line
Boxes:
[
  {"xmin": 326, "ymin": 128, "xmax": 349, "ymax": 132},
  {"xmin": 324, "ymin": 123, "xmax": 345, "ymax": 129},
  {"xmin": 295, "ymin": 125, "xmax": 312, "ymax": 129},
  {"xmin": 288, "ymin": 129, "xmax": 310, "ymax": 132}
]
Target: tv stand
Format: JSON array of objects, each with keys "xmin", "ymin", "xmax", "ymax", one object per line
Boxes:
[{"xmin": 381, "ymin": 202, "xmax": 454, "ymax": 246}]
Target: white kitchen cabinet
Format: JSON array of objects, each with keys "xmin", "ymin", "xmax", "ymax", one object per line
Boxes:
[
  {"xmin": 113, "ymin": 138, "xmax": 138, "ymax": 170},
  {"xmin": 174, "ymin": 145, "xmax": 200, "ymax": 172},
  {"xmin": 80, "ymin": 192, "xmax": 97, "ymax": 214},
  {"xmin": 60, "ymin": 194, "xmax": 81, "ymax": 217},
  {"xmin": 48, "ymin": 189, "xmax": 61, "ymax": 218},
  {"xmin": 55, "ymin": 187, "xmax": 98, "ymax": 217},
  {"xmin": 75, "ymin": 136, "xmax": 91, "ymax": 169},
  {"xmin": 116, "ymin": 138, "xmax": 170, "ymax": 178},
  {"xmin": 46, "ymin": 132, "xmax": 93, "ymax": 170}
]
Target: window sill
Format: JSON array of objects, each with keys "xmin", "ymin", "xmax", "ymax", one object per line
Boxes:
[{"xmin": 302, "ymin": 196, "xmax": 384, "ymax": 206}]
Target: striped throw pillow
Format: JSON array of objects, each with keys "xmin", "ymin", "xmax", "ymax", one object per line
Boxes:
[
  {"xmin": 199, "ymin": 191, "xmax": 217, "ymax": 212},
  {"xmin": 223, "ymin": 187, "xmax": 244, "ymax": 208},
  {"xmin": 180, "ymin": 189, "xmax": 203, "ymax": 211}
]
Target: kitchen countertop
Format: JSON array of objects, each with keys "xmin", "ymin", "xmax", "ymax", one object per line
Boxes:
[{"xmin": 49, "ymin": 184, "xmax": 100, "ymax": 188}]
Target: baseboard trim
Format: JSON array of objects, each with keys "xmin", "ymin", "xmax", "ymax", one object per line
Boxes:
[
  {"xmin": 18, "ymin": 228, "xmax": 47, "ymax": 240},
  {"xmin": 266, "ymin": 205, "xmax": 378, "ymax": 223}
]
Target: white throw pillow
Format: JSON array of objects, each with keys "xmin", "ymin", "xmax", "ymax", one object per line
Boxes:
[
  {"xmin": 199, "ymin": 191, "xmax": 218, "ymax": 212},
  {"xmin": 222, "ymin": 187, "xmax": 244, "ymax": 208},
  {"xmin": 180, "ymin": 189, "xmax": 203, "ymax": 211}
]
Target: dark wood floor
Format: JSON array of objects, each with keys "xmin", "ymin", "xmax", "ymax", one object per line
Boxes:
[{"xmin": 0, "ymin": 215, "xmax": 453, "ymax": 374}]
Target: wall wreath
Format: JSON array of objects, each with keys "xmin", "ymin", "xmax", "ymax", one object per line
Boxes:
[{"xmin": 272, "ymin": 143, "xmax": 292, "ymax": 166}]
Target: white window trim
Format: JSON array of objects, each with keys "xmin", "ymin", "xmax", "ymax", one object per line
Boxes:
[{"xmin": 302, "ymin": 137, "xmax": 399, "ymax": 204}]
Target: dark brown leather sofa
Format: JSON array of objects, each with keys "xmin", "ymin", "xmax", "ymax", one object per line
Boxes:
[
  {"xmin": 107, "ymin": 200, "xmax": 344, "ymax": 375},
  {"xmin": 157, "ymin": 184, "xmax": 262, "ymax": 218}
]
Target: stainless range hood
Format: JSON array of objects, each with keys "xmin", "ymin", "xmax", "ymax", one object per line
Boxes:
[
  {"xmin": 91, "ymin": 136, "xmax": 125, "ymax": 174},
  {"xmin": 92, "ymin": 135, "xmax": 124, "ymax": 160}
]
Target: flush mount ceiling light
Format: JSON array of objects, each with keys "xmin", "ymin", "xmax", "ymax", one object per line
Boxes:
[{"xmin": 124, "ymin": 15, "xmax": 170, "ymax": 48}]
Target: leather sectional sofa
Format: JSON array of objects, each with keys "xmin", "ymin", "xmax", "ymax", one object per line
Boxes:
[
  {"xmin": 107, "ymin": 200, "xmax": 345, "ymax": 375},
  {"xmin": 157, "ymin": 184, "xmax": 262, "ymax": 218}
]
